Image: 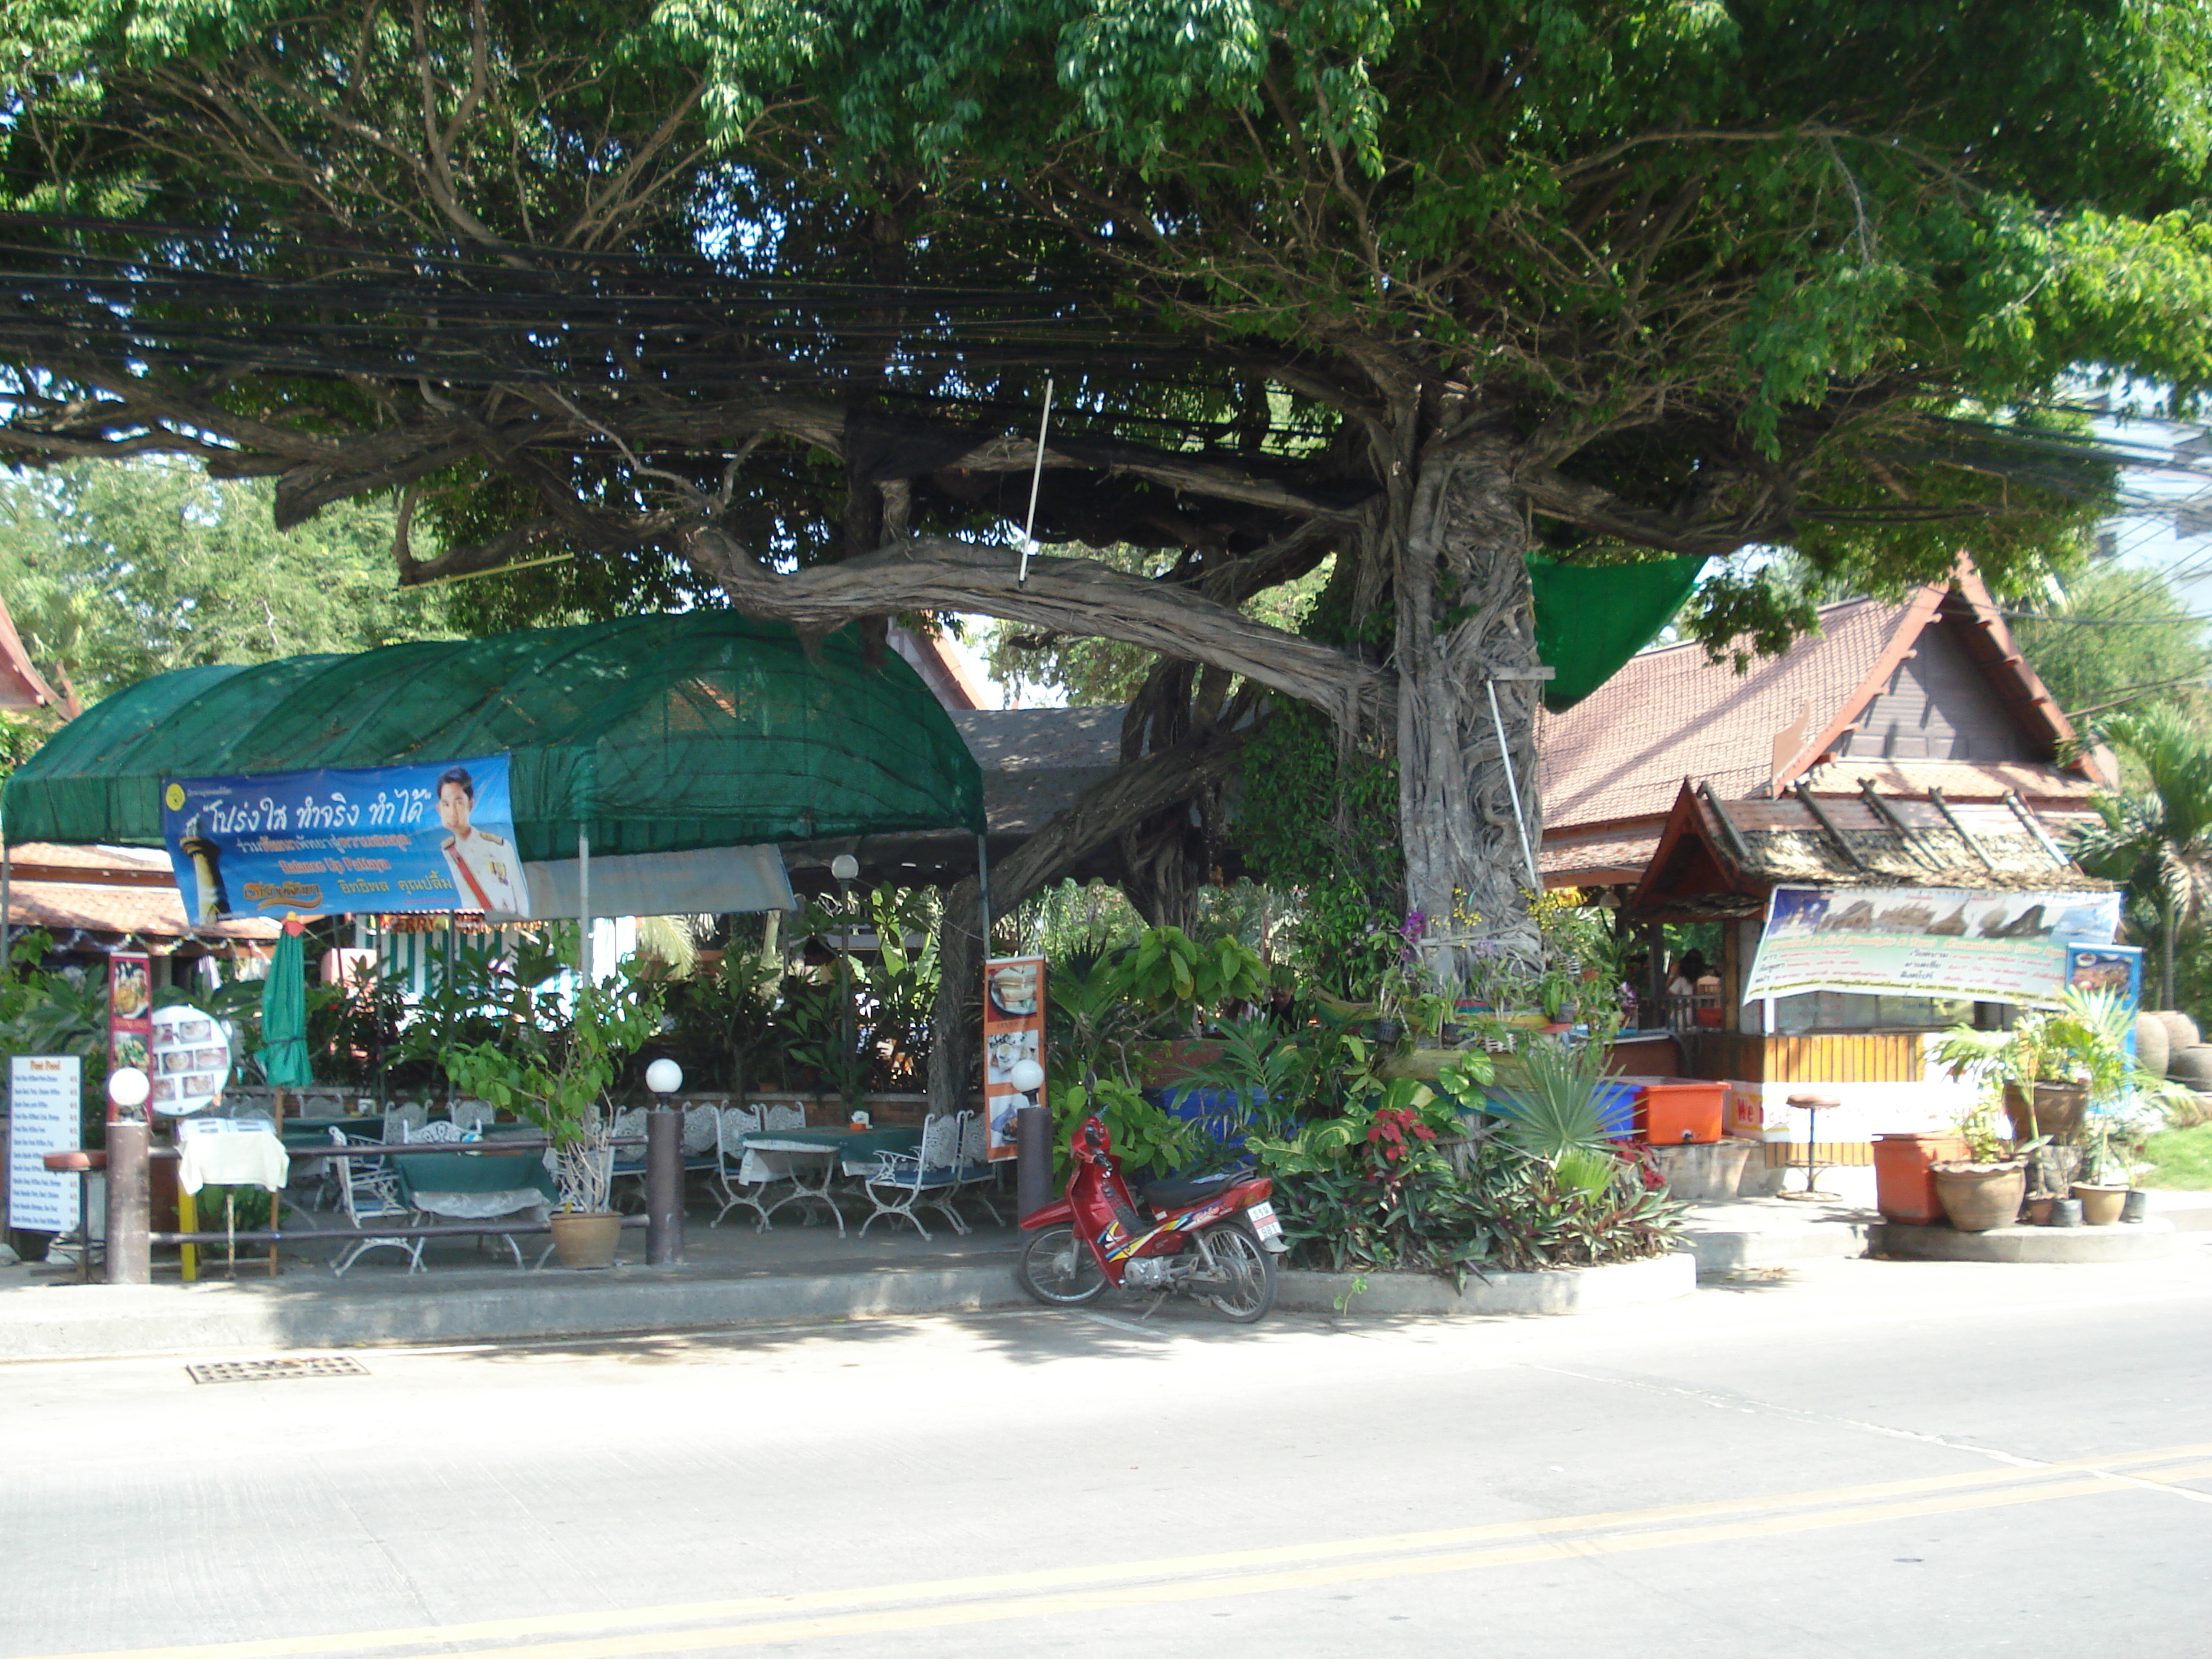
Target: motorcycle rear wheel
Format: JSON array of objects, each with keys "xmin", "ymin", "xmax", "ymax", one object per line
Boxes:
[
  {"xmin": 1199, "ymin": 1222, "xmax": 1276, "ymax": 1322},
  {"xmin": 1016, "ymin": 1224, "xmax": 1107, "ymax": 1305}
]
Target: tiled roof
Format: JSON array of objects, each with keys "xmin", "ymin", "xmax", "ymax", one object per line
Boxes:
[
  {"xmin": 6, "ymin": 841, "xmax": 279, "ymax": 944},
  {"xmin": 1538, "ymin": 595, "xmax": 1915, "ymax": 832}
]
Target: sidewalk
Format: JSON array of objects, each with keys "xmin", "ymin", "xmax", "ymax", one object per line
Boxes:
[{"xmin": 6, "ymin": 1177, "xmax": 2210, "ymax": 1362}]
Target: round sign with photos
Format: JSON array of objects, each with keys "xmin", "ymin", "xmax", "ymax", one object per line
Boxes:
[{"xmin": 148, "ymin": 1004, "xmax": 232, "ymax": 1115}]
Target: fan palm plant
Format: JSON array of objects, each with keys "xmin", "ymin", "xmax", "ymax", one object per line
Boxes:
[{"xmin": 2071, "ymin": 703, "xmax": 2212, "ymax": 1010}]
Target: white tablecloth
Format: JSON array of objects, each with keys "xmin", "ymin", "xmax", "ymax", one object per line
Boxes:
[{"xmin": 176, "ymin": 1124, "xmax": 289, "ymax": 1195}]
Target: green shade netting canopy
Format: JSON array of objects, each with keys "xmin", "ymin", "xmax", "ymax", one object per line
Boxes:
[
  {"xmin": 1529, "ymin": 554, "xmax": 1708, "ymax": 711},
  {"xmin": 4, "ymin": 612, "xmax": 985, "ymax": 858}
]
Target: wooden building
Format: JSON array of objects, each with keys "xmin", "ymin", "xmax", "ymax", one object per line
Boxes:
[{"xmin": 1539, "ymin": 562, "xmax": 2113, "ymax": 1154}]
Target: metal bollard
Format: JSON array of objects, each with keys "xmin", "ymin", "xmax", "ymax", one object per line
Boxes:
[
  {"xmin": 1015, "ymin": 1105, "xmax": 1053, "ymax": 1220},
  {"xmin": 104, "ymin": 1120, "xmax": 150, "ymax": 1285},
  {"xmin": 644, "ymin": 1106, "xmax": 684, "ymax": 1267}
]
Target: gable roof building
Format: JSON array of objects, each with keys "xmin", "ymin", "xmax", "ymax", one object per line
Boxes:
[{"xmin": 1537, "ymin": 564, "xmax": 2107, "ymax": 889}]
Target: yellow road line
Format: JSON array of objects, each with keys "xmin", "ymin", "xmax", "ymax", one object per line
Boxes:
[{"xmin": 36, "ymin": 1444, "xmax": 2212, "ymax": 1659}]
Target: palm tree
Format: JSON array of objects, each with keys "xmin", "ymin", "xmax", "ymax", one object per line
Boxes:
[{"xmin": 2072, "ymin": 703, "xmax": 2212, "ymax": 1008}]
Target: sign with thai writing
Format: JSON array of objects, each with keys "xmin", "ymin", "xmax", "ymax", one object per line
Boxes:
[
  {"xmin": 1742, "ymin": 886, "xmax": 2124, "ymax": 1008},
  {"xmin": 161, "ymin": 756, "xmax": 531, "ymax": 920},
  {"xmin": 7, "ymin": 1055, "xmax": 81, "ymax": 1234},
  {"xmin": 981, "ymin": 956, "xmax": 1046, "ymax": 1162}
]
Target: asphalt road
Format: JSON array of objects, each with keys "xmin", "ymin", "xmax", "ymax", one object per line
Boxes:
[{"xmin": 6, "ymin": 1245, "xmax": 2212, "ymax": 1659}]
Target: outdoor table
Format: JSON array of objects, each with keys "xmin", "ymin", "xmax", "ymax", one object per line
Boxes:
[
  {"xmin": 740, "ymin": 1125, "xmax": 922, "ymax": 1236},
  {"xmin": 176, "ymin": 1118, "xmax": 289, "ymax": 1278},
  {"xmin": 395, "ymin": 1146, "xmax": 557, "ymax": 1220}
]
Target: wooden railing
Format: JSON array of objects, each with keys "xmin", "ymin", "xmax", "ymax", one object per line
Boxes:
[{"xmin": 1678, "ymin": 1030, "xmax": 1925, "ymax": 1084}]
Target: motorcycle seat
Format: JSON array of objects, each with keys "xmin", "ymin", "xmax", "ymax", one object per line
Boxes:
[{"xmin": 1138, "ymin": 1167, "xmax": 1251, "ymax": 1210}]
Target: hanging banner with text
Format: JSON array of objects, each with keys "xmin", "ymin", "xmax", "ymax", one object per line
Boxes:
[
  {"xmin": 161, "ymin": 756, "xmax": 531, "ymax": 921},
  {"xmin": 1741, "ymin": 886, "xmax": 2124, "ymax": 1008},
  {"xmin": 981, "ymin": 956, "xmax": 1046, "ymax": 1162}
]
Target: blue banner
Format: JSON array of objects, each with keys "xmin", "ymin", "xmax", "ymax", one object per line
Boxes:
[{"xmin": 161, "ymin": 756, "xmax": 531, "ymax": 920}]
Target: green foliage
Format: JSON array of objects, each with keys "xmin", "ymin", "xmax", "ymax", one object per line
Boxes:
[
  {"xmin": 1233, "ymin": 701, "xmax": 1404, "ymax": 999},
  {"xmin": 1932, "ymin": 987, "xmax": 2193, "ymax": 1146},
  {"xmin": 2141, "ymin": 1122, "xmax": 2212, "ymax": 1190},
  {"xmin": 1101, "ymin": 925, "xmax": 1268, "ymax": 1035},
  {"xmin": 0, "ymin": 461, "xmax": 455, "ymax": 703},
  {"xmin": 2013, "ymin": 565, "xmax": 2212, "ymax": 722},
  {"xmin": 2070, "ymin": 702, "xmax": 2212, "ymax": 1005},
  {"xmin": 1249, "ymin": 1061, "xmax": 1681, "ymax": 1282},
  {"xmin": 0, "ymin": 932, "xmax": 108, "ymax": 1146},
  {"xmin": 1048, "ymin": 1076, "xmax": 1200, "ymax": 1184},
  {"xmin": 1479, "ymin": 1037, "xmax": 1619, "ymax": 1162},
  {"xmin": 440, "ymin": 966, "xmax": 666, "ymax": 1211}
]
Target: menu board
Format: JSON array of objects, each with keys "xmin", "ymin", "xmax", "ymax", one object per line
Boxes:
[
  {"xmin": 147, "ymin": 1005, "xmax": 231, "ymax": 1117},
  {"xmin": 7, "ymin": 1055, "xmax": 81, "ymax": 1234}
]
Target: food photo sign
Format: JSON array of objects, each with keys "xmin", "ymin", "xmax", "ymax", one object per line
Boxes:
[
  {"xmin": 161, "ymin": 755, "xmax": 531, "ymax": 921},
  {"xmin": 107, "ymin": 951, "xmax": 152, "ymax": 1120},
  {"xmin": 1742, "ymin": 885, "xmax": 2124, "ymax": 1008},
  {"xmin": 148, "ymin": 1004, "xmax": 232, "ymax": 1117},
  {"xmin": 981, "ymin": 956, "xmax": 1046, "ymax": 1162}
]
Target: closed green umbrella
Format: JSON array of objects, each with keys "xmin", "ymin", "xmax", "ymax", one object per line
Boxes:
[{"xmin": 258, "ymin": 927, "xmax": 312, "ymax": 1087}]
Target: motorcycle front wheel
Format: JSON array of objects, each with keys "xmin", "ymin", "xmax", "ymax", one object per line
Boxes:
[
  {"xmin": 1016, "ymin": 1224, "xmax": 1107, "ymax": 1305},
  {"xmin": 1199, "ymin": 1222, "xmax": 1277, "ymax": 1322}
]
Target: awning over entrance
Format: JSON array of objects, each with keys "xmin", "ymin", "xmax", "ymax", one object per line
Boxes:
[{"xmin": 3, "ymin": 612, "xmax": 986, "ymax": 863}]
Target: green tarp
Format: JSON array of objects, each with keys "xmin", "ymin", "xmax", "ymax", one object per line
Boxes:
[
  {"xmin": 5, "ymin": 612, "xmax": 985, "ymax": 856},
  {"xmin": 1529, "ymin": 554, "xmax": 1707, "ymax": 711}
]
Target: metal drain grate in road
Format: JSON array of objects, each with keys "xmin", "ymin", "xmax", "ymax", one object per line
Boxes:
[{"xmin": 186, "ymin": 1356, "xmax": 369, "ymax": 1385}]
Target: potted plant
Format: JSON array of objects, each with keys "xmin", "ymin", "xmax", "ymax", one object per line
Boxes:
[
  {"xmin": 1928, "ymin": 1098, "xmax": 2027, "ymax": 1233},
  {"xmin": 441, "ymin": 968, "xmax": 665, "ymax": 1268}
]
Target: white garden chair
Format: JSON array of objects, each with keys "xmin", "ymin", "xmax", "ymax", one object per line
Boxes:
[
  {"xmin": 328, "ymin": 1128, "xmax": 424, "ymax": 1277},
  {"xmin": 856, "ymin": 1112, "xmax": 969, "ymax": 1240},
  {"xmin": 709, "ymin": 1104, "xmax": 783, "ymax": 1229}
]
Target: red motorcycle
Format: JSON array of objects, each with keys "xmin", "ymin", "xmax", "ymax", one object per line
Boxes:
[{"xmin": 1017, "ymin": 1115, "xmax": 1284, "ymax": 1322}]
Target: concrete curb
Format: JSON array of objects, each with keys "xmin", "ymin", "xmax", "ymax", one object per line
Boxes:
[
  {"xmin": 1681, "ymin": 1212, "xmax": 1874, "ymax": 1272},
  {"xmin": 1870, "ymin": 1218, "xmax": 2177, "ymax": 1264},
  {"xmin": 1275, "ymin": 1251, "xmax": 1696, "ymax": 1317},
  {"xmin": 0, "ymin": 1264, "xmax": 1036, "ymax": 1362}
]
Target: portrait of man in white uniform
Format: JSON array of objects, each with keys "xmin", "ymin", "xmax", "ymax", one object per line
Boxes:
[{"xmin": 434, "ymin": 765, "xmax": 529, "ymax": 919}]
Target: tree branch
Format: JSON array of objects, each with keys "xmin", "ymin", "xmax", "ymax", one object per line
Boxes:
[{"xmin": 684, "ymin": 526, "xmax": 1385, "ymax": 732}]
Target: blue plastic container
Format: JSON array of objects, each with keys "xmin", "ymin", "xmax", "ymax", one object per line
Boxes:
[
  {"xmin": 1590, "ymin": 1079, "xmax": 1637, "ymax": 1141},
  {"xmin": 1148, "ymin": 1086, "xmax": 1269, "ymax": 1152}
]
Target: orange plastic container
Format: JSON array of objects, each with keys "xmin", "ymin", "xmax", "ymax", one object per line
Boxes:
[
  {"xmin": 1624, "ymin": 1076, "xmax": 1727, "ymax": 1145},
  {"xmin": 1871, "ymin": 1132, "xmax": 1970, "ymax": 1226}
]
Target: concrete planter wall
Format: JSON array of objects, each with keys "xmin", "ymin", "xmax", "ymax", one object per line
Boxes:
[{"xmin": 1276, "ymin": 1249, "xmax": 1694, "ymax": 1318}]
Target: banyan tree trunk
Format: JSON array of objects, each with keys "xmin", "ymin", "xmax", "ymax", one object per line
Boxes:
[{"xmin": 1394, "ymin": 443, "xmax": 1546, "ymax": 979}]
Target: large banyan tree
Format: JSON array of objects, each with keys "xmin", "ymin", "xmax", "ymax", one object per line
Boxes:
[{"xmin": 3, "ymin": 2, "xmax": 2211, "ymax": 1089}]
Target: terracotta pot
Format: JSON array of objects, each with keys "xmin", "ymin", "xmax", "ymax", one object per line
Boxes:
[
  {"xmin": 2071, "ymin": 1183, "xmax": 2128, "ymax": 1226},
  {"xmin": 1872, "ymin": 1132, "xmax": 1971, "ymax": 1226},
  {"xmin": 1931, "ymin": 1161, "xmax": 2026, "ymax": 1232},
  {"xmin": 2025, "ymin": 1196, "xmax": 2056, "ymax": 1226},
  {"xmin": 547, "ymin": 1210, "xmax": 622, "ymax": 1269},
  {"xmin": 2002, "ymin": 1082, "xmax": 2087, "ymax": 1143}
]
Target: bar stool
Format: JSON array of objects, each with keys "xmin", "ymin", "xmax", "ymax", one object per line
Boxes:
[
  {"xmin": 40, "ymin": 1149, "xmax": 107, "ymax": 1281},
  {"xmin": 1780, "ymin": 1092, "xmax": 1840, "ymax": 1201}
]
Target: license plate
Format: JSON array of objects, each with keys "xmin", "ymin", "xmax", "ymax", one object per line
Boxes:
[{"xmin": 1245, "ymin": 1200, "xmax": 1283, "ymax": 1241}]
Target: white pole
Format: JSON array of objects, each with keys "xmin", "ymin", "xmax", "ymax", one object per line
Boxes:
[
  {"xmin": 1485, "ymin": 679, "xmax": 1542, "ymax": 891},
  {"xmin": 1017, "ymin": 377, "xmax": 1054, "ymax": 585},
  {"xmin": 577, "ymin": 826, "xmax": 592, "ymax": 989}
]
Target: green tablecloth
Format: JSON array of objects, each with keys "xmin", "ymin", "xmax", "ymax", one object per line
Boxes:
[
  {"xmin": 282, "ymin": 1117, "xmax": 382, "ymax": 1148},
  {"xmin": 396, "ymin": 1148, "xmax": 557, "ymax": 1202}
]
